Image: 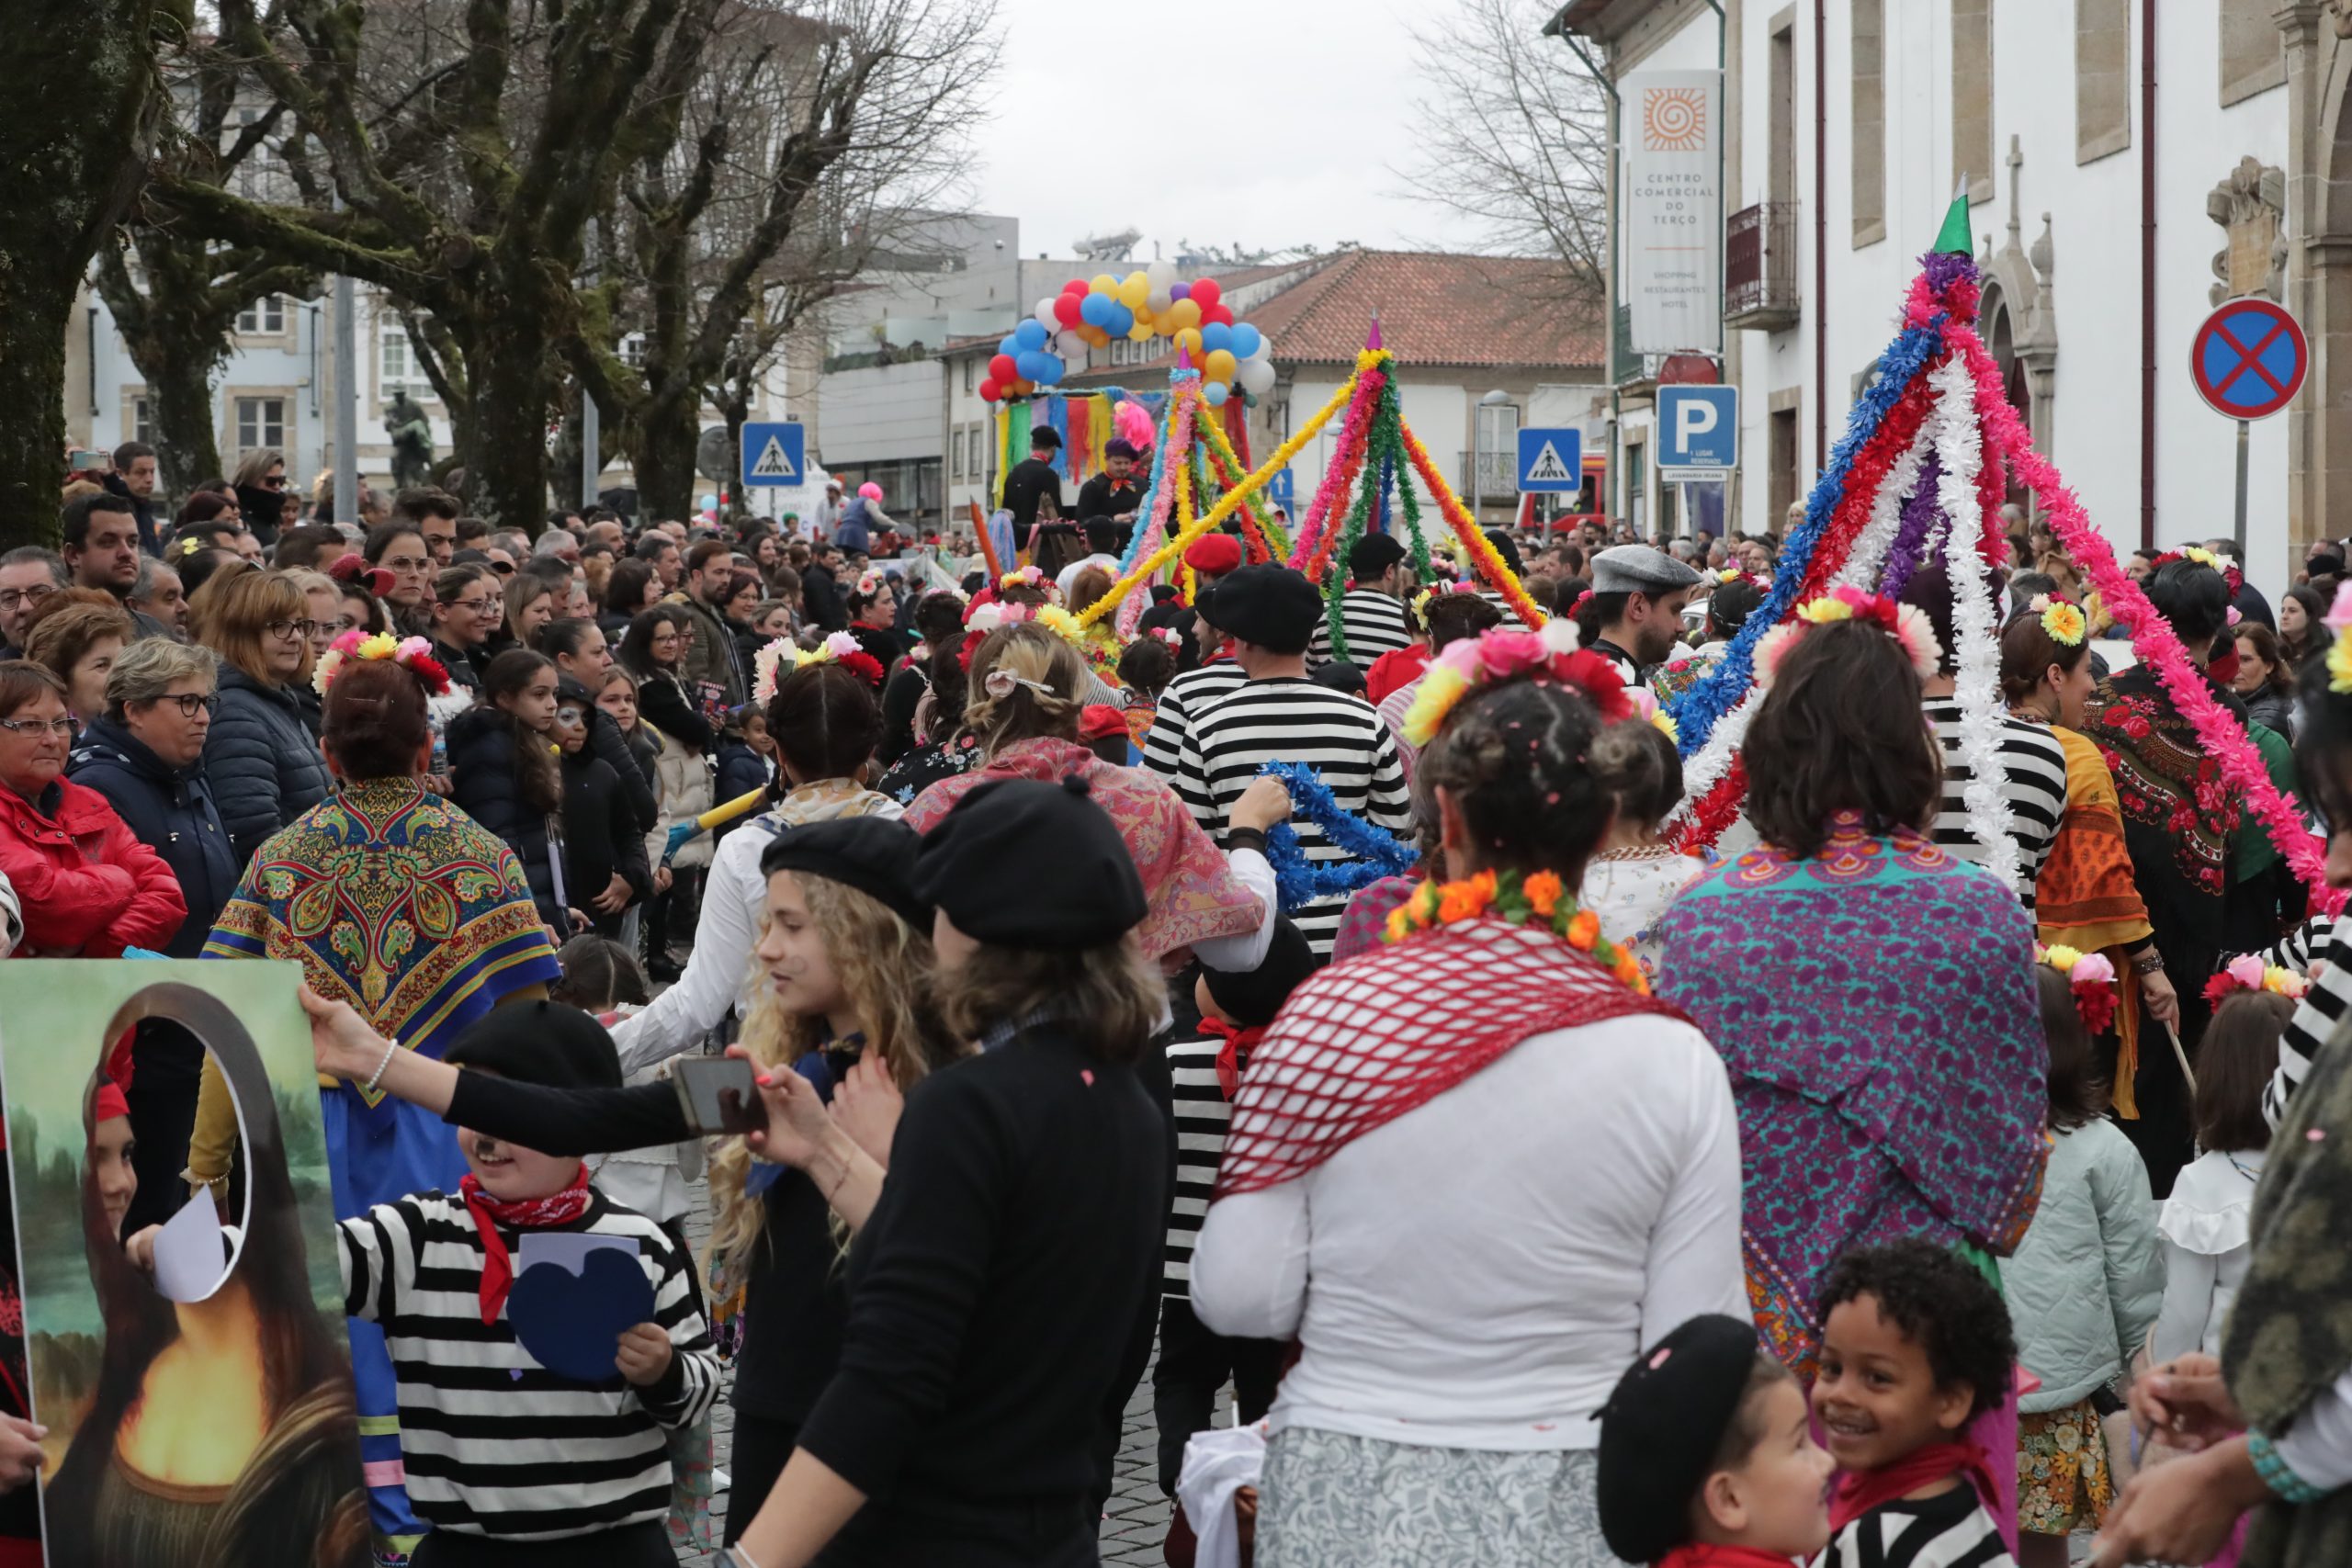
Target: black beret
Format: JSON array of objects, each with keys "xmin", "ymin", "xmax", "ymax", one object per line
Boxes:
[
  {"xmin": 446, "ymin": 1001, "xmax": 623, "ymax": 1092},
  {"xmin": 1030, "ymin": 426, "xmax": 1062, "ymax": 450},
  {"xmin": 913, "ymin": 775, "xmax": 1146, "ymax": 948},
  {"xmin": 760, "ymin": 817, "xmax": 929, "ymax": 933},
  {"xmin": 1104, "ymin": 438, "xmax": 1137, "ymax": 460},
  {"xmin": 1197, "ymin": 564, "xmax": 1321, "ymax": 655},
  {"xmin": 1201, "ymin": 918, "xmax": 1317, "ymax": 1029},
  {"xmin": 1596, "ymin": 1314, "xmax": 1767, "ymax": 1562},
  {"xmin": 1348, "ymin": 532, "xmax": 1408, "ymax": 581}
]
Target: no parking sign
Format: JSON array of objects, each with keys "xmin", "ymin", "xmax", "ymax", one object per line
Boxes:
[{"xmin": 2190, "ymin": 299, "xmax": 2306, "ymax": 421}]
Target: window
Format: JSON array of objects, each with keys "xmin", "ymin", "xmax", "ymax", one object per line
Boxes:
[
  {"xmin": 1770, "ymin": 16, "xmax": 1796, "ymax": 210},
  {"xmin": 948, "ymin": 426, "xmax": 962, "ymax": 483},
  {"xmin": 235, "ymin": 396, "xmax": 287, "ymax": 455},
  {"xmin": 1850, "ymin": 0, "xmax": 1884, "ymax": 245},
  {"xmin": 130, "ymin": 396, "xmax": 153, "ymax": 448},
  {"xmin": 2075, "ymin": 0, "xmax": 2131, "ymax": 164},
  {"xmin": 619, "ymin": 333, "xmax": 647, "ymax": 369},
  {"xmin": 1951, "ymin": 0, "xmax": 1994, "ymax": 202},
  {"xmin": 379, "ymin": 316, "xmax": 431, "ymax": 400},
  {"xmin": 236, "ymin": 295, "xmax": 287, "ymax": 336},
  {"xmin": 962, "ymin": 355, "xmax": 976, "ymax": 394}
]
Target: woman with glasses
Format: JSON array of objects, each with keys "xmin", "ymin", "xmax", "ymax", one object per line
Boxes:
[
  {"xmin": 287, "ymin": 569, "xmax": 345, "ymax": 736},
  {"xmin": 230, "ymin": 447, "xmax": 289, "ymax": 549},
  {"xmin": 198, "ymin": 570, "xmax": 332, "ymax": 865},
  {"xmin": 427, "ymin": 563, "xmax": 499, "ymax": 693},
  {"xmin": 363, "ymin": 521, "xmax": 435, "ymax": 635},
  {"xmin": 0, "ymin": 660, "xmax": 183, "ymax": 957}
]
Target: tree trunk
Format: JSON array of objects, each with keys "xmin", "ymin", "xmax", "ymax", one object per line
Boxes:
[
  {"xmin": 0, "ymin": 259, "xmax": 82, "ymax": 548},
  {"xmin": 141, "ymin": 339, "xmax": 226, "ymax": 496},
  {"xmin": 722, "ymin": 393, "xmax": 750, "ymax": 525},
  {"xmin": 464, "ymin": 310, "xmax": 558, "ymax": 534},
  {"xmin": 631, "ymin": 385, "xmax": 702, "ymax": 525}
]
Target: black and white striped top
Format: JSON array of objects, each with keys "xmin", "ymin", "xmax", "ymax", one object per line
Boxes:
[
  {"xmin": 1172, "ymin": 676, "xmax": 1413, "ymax": 955},
  {"xmin": 1162, "ymin": 1036, "xmax": 1235, "ymax": 1297},
  {"xmin": 1140, "ymin": 660, "xmax": 1249, "ymax": 783},
  {"xmin": 1307, "ymin": 589, "xmax": 1414, "ymax": 667},
  {"xmin": 2257, "ymin": 911, "xmax": 2346, "ymax": 1127},
  {"xmin": 1818, "ymin": 1486, "xmax": 2014, "ymax": 1568},
  {"xmin": 338, "ymin": 1189, "xmax": 720, "ymax": 1542},
  {"xmin": 1922, "ymin": 700, "xmax": 2070, "ymax": 909}
]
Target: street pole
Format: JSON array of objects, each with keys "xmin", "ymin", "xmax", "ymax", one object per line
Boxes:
[
  {"xmin": 1473, "ymin": 420, "xmax": 1484, "ymax": 524},
  {"xmin": 2234, "ymin": 417, "xmax": 2251, "ymax": 557},
  {"xmin": 581, "ymin": 219, "xmax": 601, "ymax": 511},
  {"xmin": 332, "ymin": 195, "xmax": 357, "ymax": 525}
]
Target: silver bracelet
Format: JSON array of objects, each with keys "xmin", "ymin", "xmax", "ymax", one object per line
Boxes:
[
  {"xmin": 363, "ymin": 1034, "xmax": 401, "ymax": 1095},
  {"xmin": 726, "ymin": 1546, "xmax": 764, "ymax": 1568}
]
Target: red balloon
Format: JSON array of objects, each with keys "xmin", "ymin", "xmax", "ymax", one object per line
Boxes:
[
  {"xmin": 979, "ymin": 378, "xmax": 1001, "ymax": 402},
  {"xmin": 1203, "ymin": 303, "xmax": 1236, "ymax": 327},
  {"xmin": 1064, "ymin": 278, "xmax": 1090, "ymax": 295},
  {"xmin": 989, "ymin": 353, "xmax": 1018, "ymax": 384},
  {"xmin": 1053, "ymin": 295, "xmax": 1083, "ymax": 327},
  {"xmin": 1190, "ymin": 277, "xmax": 1223, "ymax": 310}
]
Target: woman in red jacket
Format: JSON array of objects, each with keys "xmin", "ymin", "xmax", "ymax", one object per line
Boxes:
[{"xmin": 0, "ymin": 660, "xmax": 183, "ymax": 956}]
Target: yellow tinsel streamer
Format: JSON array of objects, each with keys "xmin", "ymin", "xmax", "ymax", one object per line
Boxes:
[
  {"xmin": 1396, "ymin": 419, "xmax": 1544, "ymax": 629},
  {"xmin": 1194, "ymin": 411, "xmax": 1292, "ymax": 560}
]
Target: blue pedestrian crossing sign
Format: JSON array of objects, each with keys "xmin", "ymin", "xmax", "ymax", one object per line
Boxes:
[
  {"xmin": 741, "ymin": 423, "xmax": 806, "ymax": 487},
  {"xmin": 1516, "ymin": 428, "xmax": 1583, "ymax": 492}
]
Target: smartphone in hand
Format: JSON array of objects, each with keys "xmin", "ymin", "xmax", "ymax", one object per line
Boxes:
[{"xmin": 671, "ymin": 1055, "xmax": 765, "ymax": 1135}]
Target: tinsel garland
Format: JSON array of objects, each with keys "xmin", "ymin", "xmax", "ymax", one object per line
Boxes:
[
  {"xmin": 1832, "ymin": 416, "xmax": 1937, "ymax": 597},
  {"xmin": 1395, "ymin": 421, "xmax": 1546, "ymax": 628},
  {"xmin": 1256, "ymin": 761, "xmax": 1419, "ymax": 911},
  {"xmin": 1298, "ymin": 375, "xmax": 1387, "ymax": 581},
  {"xmin": 1664, "ymin": 314, "xmax": 1946, "ymax": 759},
  {"xmin": 1878, "ymin": 450, "xmax": 1944, "ymax": 602},
  {"xmin": 1951, "ymin": 323, "xmax": 2345, "ymax": 914},
  {"xmin": 1925, "ymin": 352, "xmax": 2021, "ymax": 893},
  {"xmin": 1319, "ymin": 404, "xmax": 1391, "ymax": 663},
  {"xmin": 1288, "ymin": 361, "xmax": 1388, "ymax": 571},
  {"xmin": 1197, "ymin": 415, "xmax": 1291, "ymax": 559},
  {"xmin": 1116, "ymin": 384, "xmax": 1195, "ymax": 576}
]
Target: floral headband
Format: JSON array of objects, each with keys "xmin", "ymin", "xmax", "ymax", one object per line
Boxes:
[
  {"xmin": 2326, "ymin": 582, "xmax": 2352, "ymax": 694},
  {"xmin": 2036, "ymin": 944, "xmax": 2119, "ymax": 1034},
  {"xmin": 999, "ymin": 565, "xmax": 1046, "ymax": 592},
  {"xmin": 1754, "ymin": 586, "xmax": 1940, "ymax": 686},
  {"xmin": 1149, "ymin": 626, "xmax": 1182, "ymax": 649},
  {"xmin": 312, "ymin": 629, "xmax": 451, "ymax": 697},
  {"xmin": 854, "ymin": 571, "xmax": 887, "ymax": 598},
  {"xmin": 2148, "ymin": 547, "xmax": 2245, "ymax": 597},
  {"xmin": 2202, "ymin": 953, "xmax": 2311, "ymax": 1007},
  {"xmin": 1400, "ymin": 620, "xmax": 1633, "ymax": 747},
  {"xmin": 2029, "ymin": 593, "xmax": 2086, "ymax": 648},
  {"xmin": 752, "ymin": 631, "xmax": 883, "ymax": 703}
]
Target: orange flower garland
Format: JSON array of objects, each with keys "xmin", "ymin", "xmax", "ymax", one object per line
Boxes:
[{"xmin": 1384, "ymin": 866, "xmax": 1648, "ymax": 994}]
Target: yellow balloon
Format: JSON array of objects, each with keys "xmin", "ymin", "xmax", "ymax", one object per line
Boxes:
[
  {"xmin": 1128, "ymin": 320, "xmax": 1154, "ymax": 342},
  {"xmin": 1132, "ymin": 306, "xmax": 1158, "ymax": 334},
  {"xmin": 1119, "ymin": 272, "xmax": 1149, "ymax": 309},
  {"xmin": 1091, "ymin": 273, "xmax": 1118, "ymax": 295},
  {"xmin": 1166, "ymin": 298, "xmax": 1203, "ymax": 332},
  {"xmin": 1204, "ymin": 348, "xmax": 1238, "ymax": 382},
  {"xmin": 1173, "ymin": 326, "xmax": 1204, "ymax": 359}
]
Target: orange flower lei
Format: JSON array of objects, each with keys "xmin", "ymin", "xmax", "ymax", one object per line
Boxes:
[{"xmin": 1384, "ymin": 866, "xmax": 1649, "ymax": 994}]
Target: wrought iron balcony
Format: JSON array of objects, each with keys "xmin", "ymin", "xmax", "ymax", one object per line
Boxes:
[{"xmin": 1725, "ymin": 201, "xmax": 1802, "ymax": 331}]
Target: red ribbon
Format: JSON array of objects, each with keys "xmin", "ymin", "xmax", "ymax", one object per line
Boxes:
[
  {"xmin": 459, "ymin": 1164, "xmax": 593, "ymax": 1325},
  {"xmin": 1198, "ymin": 1017, "xmax": 1266, "ymax": 1100},
  {"xmin": 1826, "ymin": 1440, "xmax": 1998, "ymax": 1535}
]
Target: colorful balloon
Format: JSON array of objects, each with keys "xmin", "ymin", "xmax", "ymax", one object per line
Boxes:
[
  {"xmin": 1104, "ymin": 302, "xmax": 1135, "ymax": 336},
  {"xmin": 1064, "ymin": 277, "xmax": 1090, "ymax": 295},
  {"xmin": 1237, "ymin": 355, "xmax": 1277, "ymax": 395},
  {"xmin": 1204, "ymin": 381, "xmax": 1230, "ymax": 406},
  {"xmin": 1091, "ymin": 273, "xmax": 1118, "ymax": 295},
  {"xmin": 1034, "ymin": 297, "xmax": 1059, "ymax": 329},
  {"xmin": 1202, "ymin": 303, "xmax": 1236, "ymax": 328},
  {"xmin": 1054, "ymin": 294, "xmax": 1083, "ymax": 327},
  {"xmin": 1118, "ymin": 272, "xmax": 1149, "ymax": 309},
  {"xmin": 1204, "ymin": 348, "xmax": 1238, "ymax": 382},
  {"xmin": 989, "ymin": 353, "xmax": 1018, "ymax": 384},
  {"xmin": 1231, "ymin": 323, "xmax": 1263, "ymax": 359},
  {"xmin": 1165, "ymin": 299, "xmax": 1203, "ymax": 332},
  {"xmin": 1173, "ymin": 326, "xmax": 1204, "ymax": 359},
  {"xmin": 1036, "ymin": 355, "xmax": 1065, "ymax": 385},
  {"xmin": 979, "ymin": 378, "xmax": 1001, "ymax": 402},
  {"xmin": 999, "ymin": 333, "xmax": 1022, "ymax": 356},
  {"xmin": 1191, "ymin": 277, "xmax": 1223, "ymax": 311},
  {"xmin": 1200, "ymin": 321, "xmax": 1234, "ymax": 355},
  {"xmin": 1055, "ymin": 329, "xmax": 1087, "ymax": 357},
  {"xmin": 1170, "ymin": 281, "xmax": 1191, "ymax": 301},
  {"xmin": 1014, "ymin": 319, "xmax": 1048, "ymax": 351}
]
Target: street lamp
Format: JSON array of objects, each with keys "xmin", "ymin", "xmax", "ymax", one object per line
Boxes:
[{"xmin": 1473, "ymin": 389, "xmax": 1510, "ymax": 523}]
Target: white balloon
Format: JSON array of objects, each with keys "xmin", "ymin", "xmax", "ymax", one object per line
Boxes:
[
  {"xmin": 1147, "ymin": 259, "xmax": 1178, "ymax": 289},
  {"xmin": 1243, "ymin": 333, "xmax": 1273, "ymax": 362},
  {"xmin": 1147, "ymin": 288, "xmax": 1173, "ymax": 314},
  {"xmin": 1055, "ymin": 329, "xmax": 1087, "ymax": 357},
  {"xmin": 1237, "ymin": 356, "xmax": 1277, "ymax": 395},
  {"xmin": 1034, "ymin": 297, "xmax": 1060, "ymax": 329}
]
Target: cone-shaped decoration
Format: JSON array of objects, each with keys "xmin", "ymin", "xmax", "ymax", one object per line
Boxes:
[
  {"xmin": 1931, "ymin": 178, "xmax": 1973, "ymax": 256},
  {"xmin": 1177, "ymin": 343, "xmax": 1193, "ymax": 371},
  {"xmin": 1366, "ymin": 315, "xmax": 1383, "ymax": 351}
]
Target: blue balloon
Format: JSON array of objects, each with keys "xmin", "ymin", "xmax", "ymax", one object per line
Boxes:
[
  {"xmin": 1201, "ymin": 322, "xmax": 1234, "ymax": 355},
  {"xmin": 1080, "ymin": 294, "xmax": 1108, "ymax": 327},
  {"xmin": 1106, "ymin": 302, "xmax": 1135, "ymax": 336},
  {"xmin": 1015, "ymin": 350, "xmax": 1047, "ymax": 381},
  {"xmin": 999, "ymin": 333, "xmax": 1022, "ymax": 357},
  {"xmin": 1204, "ymin": 381, "xmax": 1230, "ymax": 407},
  {"xmin": 1014, "ymin": 318, "xmax": 1048, "ymax": 351},
  {"xmin": 1037, "ymin": 354, "xmax": 1065, "ymax": 385},
  {"xmin": 1230, "ymin": 323, "xmax": 1262, "ymax": 359}
]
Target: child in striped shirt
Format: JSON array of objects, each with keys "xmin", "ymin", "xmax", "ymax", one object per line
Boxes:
[{"xmin": 335, "ymin": 1003, "xmax": 719, "ymax": 1567}]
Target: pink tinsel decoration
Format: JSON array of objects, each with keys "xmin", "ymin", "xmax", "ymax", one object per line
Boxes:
[
  {"xmin": 1116, "ymin": 392, "xmax": 1199, "ymax": 638},
  {"xmin": 1285, "ymin": 367, "xmax": 1387, "ymax": 572},
  {"xmin": 1952, "ymin": 323, "xmax": 2344, "ymax": 915}
]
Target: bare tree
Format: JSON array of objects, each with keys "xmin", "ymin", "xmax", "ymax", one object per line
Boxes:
[
  {"xmin": 1391, "ymin": 0, "xmax": 1608, "ymax": 310},
  {"xmin": 0, "ymin": 0, "xmax": 176, "ymax": 547}
]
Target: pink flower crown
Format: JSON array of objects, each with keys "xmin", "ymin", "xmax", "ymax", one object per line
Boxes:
[
  {"xmin": 2202, "ymin": 953, "xmax": 2311, "ymax": 1007},
  {"xmin": 1399, "ymin": 620, "xmax": 1634, "ymax": 747},
  {"xmin": 1754, "ymin": 586, "xmax": 1940, "ymax": 686},
  {"xmin": 311, "ymin": 629, "xmax": 451, "ymax": 697},
  {"xmin": 752, "ymin": 631, "xmax": 884, "ymax": 703},
  {"xmin": 2035, "ymin": 943, "xmax": 2118, "ymax": 1034}
]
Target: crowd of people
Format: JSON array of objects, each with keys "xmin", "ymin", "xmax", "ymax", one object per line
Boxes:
[{"xmin": 4, "ymin": 434, "xmax": 2352, "ymax": 1568}]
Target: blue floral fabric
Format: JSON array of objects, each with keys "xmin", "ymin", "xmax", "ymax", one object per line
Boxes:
[{"xmin": 1654, "ymin": 813, "xmax": 2050, "ymax": 1371}]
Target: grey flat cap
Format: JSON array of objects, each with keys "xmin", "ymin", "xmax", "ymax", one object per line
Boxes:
[{"xmin": 1591, "ymin": 544, "xmax": 1703, "ymax": 595}]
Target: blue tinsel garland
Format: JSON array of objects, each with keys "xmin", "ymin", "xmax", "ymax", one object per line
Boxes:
[
  {"xmin": 1256, "ymin": 761, "xmax": 1419, "ymax": 911},
  {"xmin": 1663, "ymin": 314, "xmax": 1948, "ymax": 758}
]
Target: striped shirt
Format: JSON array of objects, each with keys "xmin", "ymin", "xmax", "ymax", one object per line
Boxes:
[
  {"xmin": 338, "ymin": 1189, "xmax": 720, "ymax": 1542},
  {"xmin": 1173, "ymin": 676, "xmax": 1413, "ymax": 955},
  {"xmin": 2258, "ymin": 911, "xmax": 2346, "ymax": 1127},
  {"xmin": 1818, "ymin": 1487, "xmax": 2014, "ymax": 1568},
  {"xmin": 1162, "ymin": 1036, "xmax": 1236, "ymax": 1297},
  {"xmin": 1307, "ymin": 589, "xmax": 1413, "ymax": 667},
  {"xmin": 1140, "ymin": 659, "xmax": 1249, "ymax": 783},
  {"xmin": 1922, "ymin": 700, "xmax": 2069, "ymax": 908}
]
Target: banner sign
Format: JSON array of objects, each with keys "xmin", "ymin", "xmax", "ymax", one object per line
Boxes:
[{"xmin": 1625, "ymin": 70, "xmax": 1724, "ymax": 356}]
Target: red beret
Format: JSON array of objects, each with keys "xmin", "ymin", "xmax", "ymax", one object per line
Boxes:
[
  {"xmin": 1079, "ymin": 704, "xmax": 1130, "ymax": 742},
  {"xmin": 1182, "ymin": 534, "xmax": 1243, "ymax": 575}
]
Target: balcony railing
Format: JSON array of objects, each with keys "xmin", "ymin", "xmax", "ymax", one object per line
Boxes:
[
  {"xmin": 1725, "ymin": 201, "xmax": 1802, "ymax": 331},
  {"xmin": 1457, "ymin": 449, "xmax": 1519, "ymax": 499}
]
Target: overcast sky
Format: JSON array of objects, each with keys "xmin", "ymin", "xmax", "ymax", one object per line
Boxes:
[{"xmin": 970, "ymin": 0, "xmax": 1491, "ymax": 262}]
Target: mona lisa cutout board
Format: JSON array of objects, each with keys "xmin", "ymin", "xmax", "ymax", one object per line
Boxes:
[{"xmin": 0, "ymin": 960, "xmax": 368, "ymax": 1565}]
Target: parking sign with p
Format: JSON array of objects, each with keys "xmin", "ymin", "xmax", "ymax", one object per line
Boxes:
[{"xmin": 1657, "ymin": 386, "xmax": 1738, "ymax": 479}]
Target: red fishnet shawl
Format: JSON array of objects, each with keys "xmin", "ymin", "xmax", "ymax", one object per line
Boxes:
[{"xmin": 1214, "ymin": 916, "xmax": 1691, "ymax": 1198}]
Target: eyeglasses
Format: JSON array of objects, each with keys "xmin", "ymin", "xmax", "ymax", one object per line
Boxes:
[
  {"xmin": 445, "ymin": 598, "xmax": 499, "ymax": 615},
  {"xmin": 148, "ymin": 694, "xmax": 220, "ymax": 717},
  {"xmin": 260, "ymin": 475, "xmax": 287, "ymax": 490},
  {"xmin": 0, "ymin": 716, "xmax": 74, "ymax": 739},
  {"xmin": 0, "ymin": 585, "xmax": 56, "ymax": 612},
  {"xmin": 382, "ymin": 556, "xmax": 431, "ymax": 574},
  {"xmin": 266, "ymin": 618, "xmax": 322, "ymax": 641}
]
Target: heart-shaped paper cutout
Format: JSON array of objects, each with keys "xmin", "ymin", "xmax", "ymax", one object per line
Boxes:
[{"xmin": 504, "ymin": 1247, "xmax": 656, "ymax": 1385}]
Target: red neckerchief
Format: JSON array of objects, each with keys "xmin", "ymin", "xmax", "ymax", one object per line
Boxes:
[
  {"xmin": 1827, "ymin": 1441, "xmax": 1996, "ymax": 1533},
  {"xmin": 459, "ymin": 1165, "xmax": 593, "ymax": 1325},
  {"xmin": 1657, "ymin": 1546, "xmax": 1805, "ymax": 1568},
  {"xmin": 1198, "ymin": 1018, "xmax": 1265, "ymax": 1099}
]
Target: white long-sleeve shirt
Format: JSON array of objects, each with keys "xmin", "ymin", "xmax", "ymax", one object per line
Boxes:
[{"xmin": 1190, "ymin": 1014, "xmax": 1745, "ymax": 1450}]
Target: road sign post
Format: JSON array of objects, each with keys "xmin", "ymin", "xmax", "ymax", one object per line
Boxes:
[
  {"xmin": 2189, "ymin": 299, "xmax": 2307, "ymax": 555},
  {"xmin": 1655, "ymin": 387, "xmax": 1737, "ymax": 538},
  {"xmin": 1516, "ymin": 428, "xmax": 1584, "ymax": 493},
  {"xmin": 741, "ymin": 422, "xmax": 807, "ymax": 489}
]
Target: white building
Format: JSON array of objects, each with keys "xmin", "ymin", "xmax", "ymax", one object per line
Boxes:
[{"xmin": 1561, "ymin": 0, "xmax": 2303, "ymax": 588}]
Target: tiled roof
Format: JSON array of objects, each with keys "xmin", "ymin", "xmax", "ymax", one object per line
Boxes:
[{"xmin": 1056, "ymin": 251, "xmax": 1600, "ymax": 389}]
